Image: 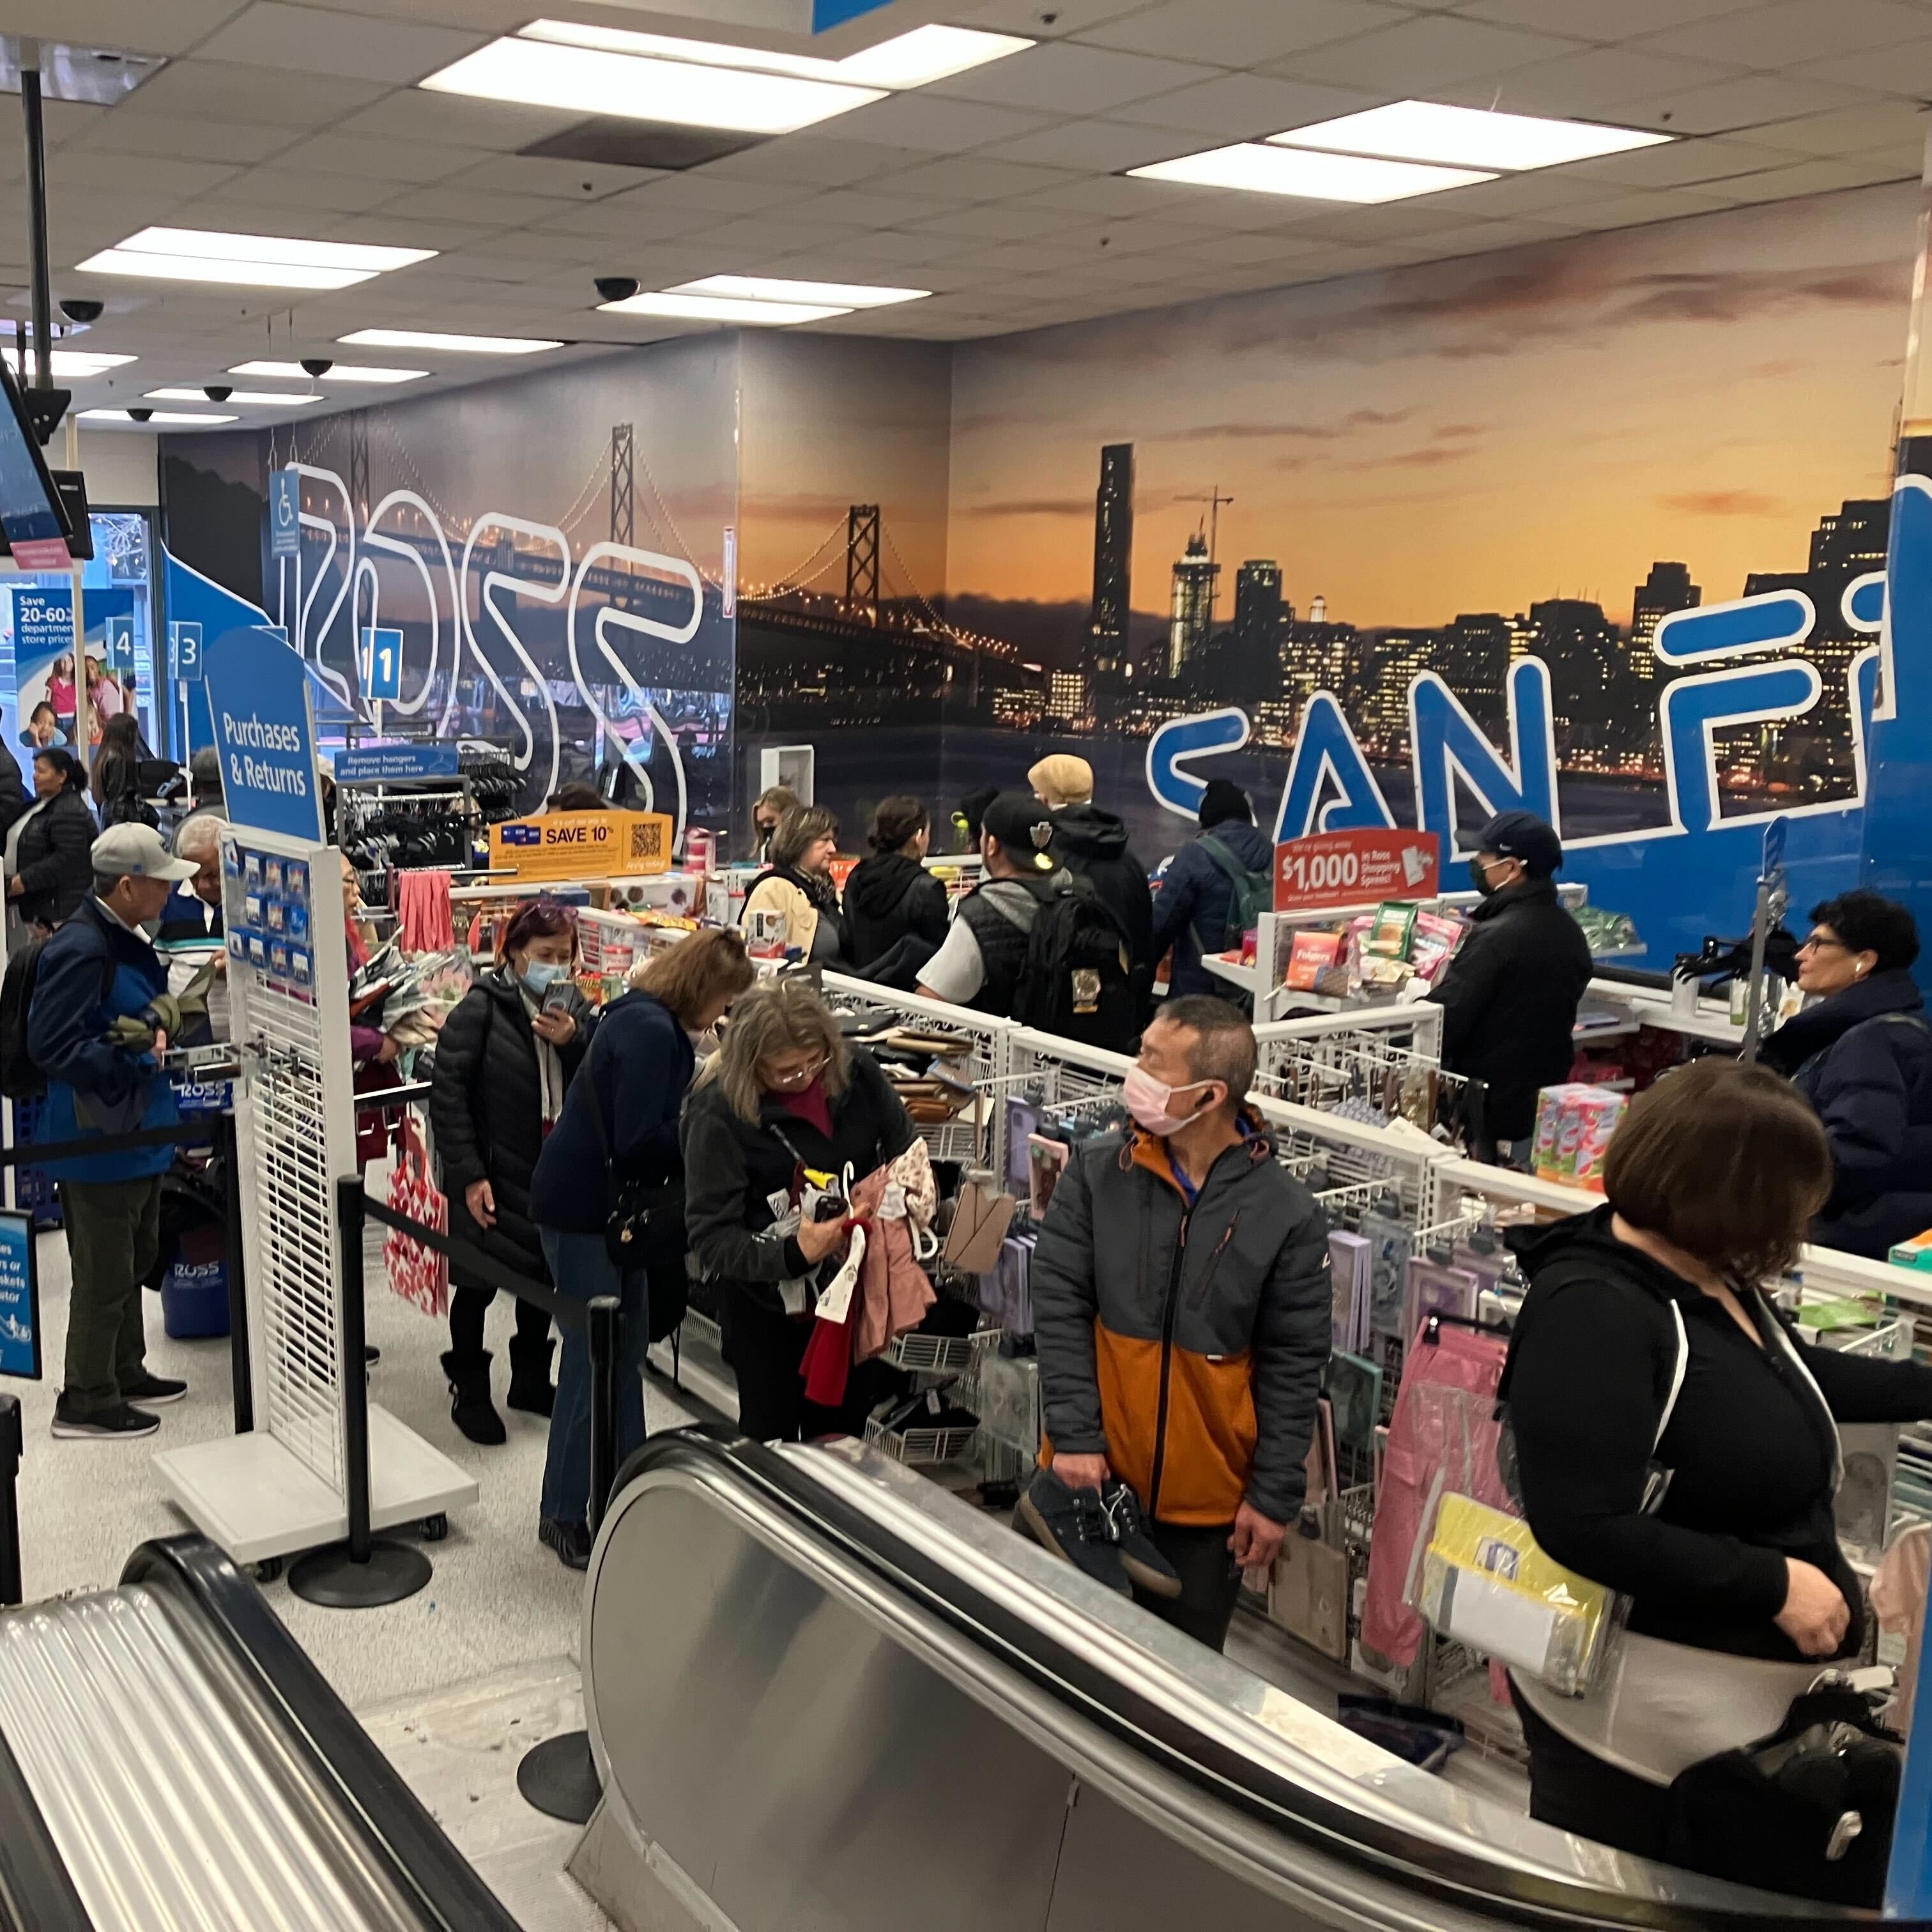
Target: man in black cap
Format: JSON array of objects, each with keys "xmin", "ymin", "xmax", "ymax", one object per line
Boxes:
[
  {"xmin": 917, "ymin": 791, "xmax": 1067, "ymax": 1015},
  {"xmin": 1427, "ymin": 810, "xmax": 1592, "ymax": 1165}
]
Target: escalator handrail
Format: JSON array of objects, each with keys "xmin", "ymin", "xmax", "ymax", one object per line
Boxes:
[
  {"xmin": 604, "ymin": 1429, "xmax": 1908, "ymax": 1932},
  {"xmin": 0, "ymin": 1717, "xmax": 93, "ymax": 1932},
  {"xmin": 120, "ymin": 1535, "xmax": 521, "ymax": 1932}
]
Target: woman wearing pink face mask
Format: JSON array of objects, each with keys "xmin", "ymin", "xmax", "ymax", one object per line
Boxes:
[{"xmin": 1022, "ymin": 997, "xmax": 1333, "ymax": 1652}]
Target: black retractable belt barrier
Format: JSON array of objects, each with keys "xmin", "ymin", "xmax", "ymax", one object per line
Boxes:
[{"xmin": 0, "ymin": 1394, "xmax": 19, "ymax": 1609}]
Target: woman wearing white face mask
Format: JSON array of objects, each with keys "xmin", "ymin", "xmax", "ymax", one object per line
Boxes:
[{"xmin": 429, "ymin": 900, "xmax": 594, "ymax": 1445}]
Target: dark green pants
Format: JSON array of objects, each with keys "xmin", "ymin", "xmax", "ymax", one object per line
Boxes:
[{"xmin": 60, "ymin": 1175, "xmax": 162, "ymax": 1414}]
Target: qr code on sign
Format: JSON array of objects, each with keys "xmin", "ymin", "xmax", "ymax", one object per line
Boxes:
[{"xmin": 629, "ymin": 820, "xmax": 665, "ymax": 864}]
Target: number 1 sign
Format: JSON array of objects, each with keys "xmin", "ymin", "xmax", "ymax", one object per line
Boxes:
[
  {"xmin": 1275, "ymin": 828, "xmax": 1441, "ymax": 913},
  {"xmin": 360, "ymin": 627, "xmax": 402, "ymax": 702}
]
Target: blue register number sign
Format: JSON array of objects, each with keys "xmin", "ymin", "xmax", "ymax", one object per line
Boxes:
[{"xmin": 0, "ymin": 1210, "xmax": 40, "ymax": 1379}]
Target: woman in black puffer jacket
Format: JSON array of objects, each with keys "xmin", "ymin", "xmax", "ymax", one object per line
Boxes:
[
  {"xmin": 843, "ymin": 794, "xmax": 949, "ymax": 985},
  {"xmin": 429, "ymin": 901, "xmax": 594, "ymax": 1443},
  {"xmin": 8, "ymin": 749, "xmax": 95, "ymax": 933}
]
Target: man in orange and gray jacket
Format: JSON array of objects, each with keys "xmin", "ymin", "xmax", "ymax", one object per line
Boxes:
[{"xmin": 1029, "ymin": 996, "xmax": 1331, "ymax": 1650}]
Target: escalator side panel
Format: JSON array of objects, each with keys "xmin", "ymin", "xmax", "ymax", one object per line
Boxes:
[
  {"xmin": 0, "ymin": 1719, "xmax": 92, "ymax": 1932},
  {"xmin": 588, "ymin": 1483, "xmax": 1071, "ymax": 1932}
]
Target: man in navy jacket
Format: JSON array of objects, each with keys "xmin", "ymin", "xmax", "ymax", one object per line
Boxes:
[{"xmin": 1151, "ymin": 781, "xmax": 1273, "ymax": 999}]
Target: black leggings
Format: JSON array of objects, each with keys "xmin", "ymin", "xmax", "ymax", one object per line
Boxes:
[{"xmin": 449, "ymin": 1284, "xmax": 553, "ymax": 1360}]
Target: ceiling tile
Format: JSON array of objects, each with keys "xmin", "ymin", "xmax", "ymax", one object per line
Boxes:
[
  {"xmin": 690, "ymin": 215, "xmax": 867, "ymax": 256},
  {"xmin": 330, "ymin": 89, "xmax": 581, "ymax": 148},
  {"xmin": 907, "ymin": 202, "xmax": 1087, "ymax": 240},
  {"xmin": 781, "ymin": 229, "xmax": 960, "ymax": 264},
  {"xmin": 1549, "ymin": 184, "xmax": 1748, "ymax": 228},
  {"xmin": 974, "ymin": 117, "xmax": 1192, "ymax": 170},
  {"xmin": 1273, "ymin": 200, "xmax": 1471, "ymax": 243},
  {"xmin": 1274, "ymin": 14, "xmax": 1588, "ymax": 91},
  {"xmin": 1692, "ymin": 153, "xmax": 1918, "ymax": 201},
  {"xmin": 375, "ymin": 186, "xmax": 574, "ymax": 227},
  {"xmin": 274, "ymin": 134, "xmax": 491, "ymax": 183},
  {"xmin": 440, "ymin": 155, "xmax": 664, "ymax": 201},
  {"xmin": 870, "ymin": 157, "xmax": 1083, "ymax": 202},
  {"xmin": 781, "ymin": 188, "xmax": 958, "ymax": 226},
  {"xmin": 1742, "ymin": 101, "xmax": 1930, "ymax": 155},
  {"xmin": 1632, "ymin": 71, "xmax": 1871, "ymax": 135},
  {"xmin": 1543, "ymin": 134, "xmax": 1799, "ymax": 189},
  {"xmin": 543, "ymin": 199, "xmax": 712, "ymax": 241},
  {"xmin": 1632, "ymin": 0, "xmax": 1926, "ymax": 68},
  {"xmin": 1453, "ymin": 0, "xmax": 1755, "ymax": 35},
  {"xmin": 42, "ymin": 150, "xmax": 240, "ymax": 199},
  {"xmin": 1436, "ymin": 46, "xmax": 1745, "ymax": 119},
  {"xmin": 930, "ymin": 42, "xmax": 1223, "ymax": 114},
  {"xmin": 1075, "ymin": 0, "xmax": 1411, "ymax": 66},
  {"xmin": 195, "ymin": 3, "xmax": 489, "ymax": 84},
  {"xmin": 316, "ymin": 213, "xmax": 500, "ymax": 251},
  {"xmin": 1793, "ymin": 38, "xmax": 1932, "ymax": 95},
  {"xmin": 292, "ymin": 0, "xmax": 530, "ymax": 24},
  {"xmin": 1108, "ymin": 72, "xmax": 1379, "ymax": 135},
  {"xmin": 108, "ymin": 59, "xmax": 390, "ymax": 126},
  {"xmin": 698, "ymin": 138, "xmax": 921, "ymax": 188},
  {"xmin": 80, "ymin": 115, "xmax": 298, "ymax": 167},
  {"xmin": 206, "ymin": 167, "xmax": 401, "ymax": 213},
  {"xmin": 1, "ymin": 0, "xmax": 250, "ymax": 56},
  {"xmin": 625, "ymin": 174, "xmax": 813, "ymax": 214},
  {"xmin": 827, "ymin": 95, "xmax": 1055, "ymax": 152},
  {"xmin": 1016, "ymin": 173, "xmax": 1223, "ymax": 216}
]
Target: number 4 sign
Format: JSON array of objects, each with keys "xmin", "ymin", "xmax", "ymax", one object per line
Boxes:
[
  {"xmin": 360, "ymin": 626, "xmax": 402, "ymax": 701},
  {"xmin": 1275, "ymin": 827, "xmax": 1441, "ymax": 913}
]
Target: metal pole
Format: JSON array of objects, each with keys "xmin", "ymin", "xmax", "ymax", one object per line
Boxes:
[
  {"xmin": 19, "ymin": 42, "xmax": 50, "ymax": 394},
  {"xmin": 336, "ymin": 1173, "xmax": 372, "ymax": 1563},
  {"xmin": 0, "ymin": 1393, "xmax": 20, "ymax": 1607},
  {"xmin": 587, "ymin": 1294, "xmax": 620, "ymax": 1538},
  {"xmin": 219, "ymin": 1110, "xmax": 253, "ymax": 1435}
]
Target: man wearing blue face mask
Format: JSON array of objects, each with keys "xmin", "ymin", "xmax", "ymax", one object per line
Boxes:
[
  {"xmin": 1427, "ymin": 810, "xmax": 1592, "ymax": 1166},
  {"xmin": 429, "ymin": 900, "xmax": 594, "ymax": 1445}
]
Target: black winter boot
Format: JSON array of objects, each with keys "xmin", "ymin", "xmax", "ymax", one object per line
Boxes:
[
  {"xmin": 442, "ymin": 1349, "xmax": 506, "ymax": 1446},
  {"xmin": 507, "ymin": 1334, "xmax": 556, "ymax": 1417}
]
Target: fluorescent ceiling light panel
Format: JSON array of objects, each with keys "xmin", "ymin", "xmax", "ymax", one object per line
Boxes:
[
  {"xmin": 673, "ymin": 275, "xmax": 927, "ymax": 309},
  {"xmin": 1, "ymin": 347, "xmax": 134, "ymax": 378},
  {"xmin": 337, "ymin": 329, "xmax": 560, "ymax": 354},
  {"xmin": 597, "ymin": 291, "xmax": 848, "ymax": 325},
  {"xmin": 229, "ymin": 360, "xmax": 426, "ymax": 383},
  {"xmin": 518, "ymin": 19, "xmax": 1029, "ymax": 90},
  {"xmin": 421, "ymin": 37, "xmax": 881, "ymax": 135},
  {"xmin": 81, "ymin": 409, "xmax": 236, "ymax": 425},
  {"xmin": 1128, "ymin": 143, "xmax": 1491, "ymax": 202},
  {"xmin": 75, "ymin": 225, "xmax": 433, "ymax": 292},
  {"xmin": 1272, "ymin": 100, "xmax": 1669, "ymax": 171},
  {"xmin": 146, "ymin": 388, "xmax": 322, "ymax": 406}
]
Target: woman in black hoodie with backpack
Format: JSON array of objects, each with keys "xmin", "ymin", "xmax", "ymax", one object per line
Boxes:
[{"xmin": 842, "ymin": 795, "xmax": 949, "ymax": 985}]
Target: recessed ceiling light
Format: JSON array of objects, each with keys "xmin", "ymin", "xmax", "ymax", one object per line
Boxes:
[
  {"xmin": 81, "ymin": 408, "xmax": 236, "ymax": 425},
  {"xmin": 146, "ymin": 388, "xmax": 322, "ymax": 406},
  {"xmin": 1128, "ymin": 143, "xmax": 1492, "ymax": 203},
  {"xmin": 229, "ymin": 360, "xmax": 427, "ymax": 383},
  {"xmin": 518, "ymin": 19, "xmax": 1029, "ymax": 91},
  {"xmin": 337, "ymin": 329, "xmax": 561, "ymax": 355},
  {"xmin": 421, "ymin": 37, "xmax": 881, "ymax": 135},
  {"xmin": 597, "ymin": 291, "xmax": 850, "ymax": 325},
  {"xmin": 76, "ymin": 225, "xmax": 434, "ymax": 291},
  {"xmin": 0, "ymin": 346, "xmax": 134, "ymax": 379},
  {"xmin": 672, "ymin": 275, "xmax": 928, "ymax": 309},
  {"xmin": 1272, "ymin": 100, "xmax": 1669, "ymax": 171}
]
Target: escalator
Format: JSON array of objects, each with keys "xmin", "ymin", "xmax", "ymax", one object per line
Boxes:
[
  {"xmin": 0, "ymin": 1536, "xmax": 519, "ymax": 1932},
  {"xmin": 579, "ymin": 1427, "xmax": 1918, "ymax": 1932}
]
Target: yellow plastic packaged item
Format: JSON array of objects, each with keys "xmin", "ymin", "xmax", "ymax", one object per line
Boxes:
[{"xmin": 1413, "ymin": 1492, "xmax": 1616, "ymax": 1696}]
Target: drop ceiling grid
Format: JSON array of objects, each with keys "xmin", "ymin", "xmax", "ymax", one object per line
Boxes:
[{"xmin": 0, "ymin": 0, "xmax": 1915, "ymax": 411}]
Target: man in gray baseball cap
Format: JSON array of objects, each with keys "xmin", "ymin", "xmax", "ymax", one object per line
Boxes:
[{"xmin": 30, "ymin": 823, "xmax": 196, "ymax": 1439}]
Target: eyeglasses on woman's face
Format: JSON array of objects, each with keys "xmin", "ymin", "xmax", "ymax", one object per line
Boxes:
[
  {"xmin": 762, "ymin": 1052, "xmax": 827, "ymax": 1091},
  {"xmin": 1797, "ymin": 932, "xmax": 1850, "ymax": 955}
]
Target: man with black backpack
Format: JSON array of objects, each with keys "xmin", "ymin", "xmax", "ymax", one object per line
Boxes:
[
  {"xmin": 1151, "ymin": 779, "xmax": 1273, "ymax": 1000},
  {"xmin": 917, "ymin": 792, "xmax": 1140, "ymax": 1052}
]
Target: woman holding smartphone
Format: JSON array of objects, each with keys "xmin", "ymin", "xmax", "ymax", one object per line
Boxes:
[{"xmin": 429, "ymin": 901, "xmax": 594, "ymax": 1444}]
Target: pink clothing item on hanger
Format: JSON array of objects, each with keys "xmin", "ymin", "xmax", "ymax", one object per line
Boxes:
[
  {"xmin": 1360, "ymin": 1318, "xmax": 1511, "ymax": 1670},
  {"xmin": 1874, "ymin": 1523, "xmax": 1931, "ymax": 1735},
  {"xmin": 852, "ymin": 1138, "xmax": 938, "ymax": 1363},
  {"xmin": 394, "ymin": 869, "xmax": 454, "ymax": 952}
]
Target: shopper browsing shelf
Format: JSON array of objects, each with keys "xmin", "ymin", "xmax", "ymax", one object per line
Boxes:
[
  {"xmin": 1025, "ymin": 997, "xmax": 1331, "ymax": 1652},
  {"xmin": 843, "ymin": 795, "xmax": 948, "ymax": 986},
  {"xmin": 742, "ymin": 805, "xmax": 848, "ymax": 967},
  {"xmin": 1030, "ymin": 754, "xmax": 1154, "ymax": 1016},
  {"xmin": 1501, "ymin": 1060, "xmax": 1932, "ymax": 1897},
  {"xmin": 1149, "ymin": 779, "xmax": 1273, "ymax": 1000},
  {"xmin": 527, "ymin": 929, "xmax": 755, "ymax": 1568},
  {"xmin": 8, "ymin": 749, "xmax": 93, "ymax": 937},
  {"xmin": 751, "ymin": 785, "xmax": 799, "ymax": 866},
  {"xmin": 31, "ymin": 824, "xmax": 201, "ymax": 1439},
  {"xmin": 1760, "ymin": 890, "xmax": 1932, "ymax": 1259},
  {"xmin": 1426, "ymin": 810, "xmax": 1591, "ymax": 1163},
  {"xmin": 429, "ymin": 901, "xmax": 595, "ymax": 1446},
  {"xmin": 682, "ymin": 976, "xmax": 917, "ymax": 1445}
]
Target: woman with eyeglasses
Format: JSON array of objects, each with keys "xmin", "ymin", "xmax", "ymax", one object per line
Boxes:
[
  {"xmin": 1761, "ymin": 889, "xmax": 1932, "ymax": 1258},
  {"xmin": 682, "ymin": 975, "xmax": 917, "ymax": 1443}
]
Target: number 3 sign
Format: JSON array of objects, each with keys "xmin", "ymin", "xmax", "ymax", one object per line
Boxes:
[{"xmin": 1275, "ymin": 828, "xmax": 1441, "ymax": 913}]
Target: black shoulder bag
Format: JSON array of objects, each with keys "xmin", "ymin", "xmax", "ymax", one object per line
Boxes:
[{"xmin": 581, "ymin": 1044, "xmax": 688, "ymax": 1343}]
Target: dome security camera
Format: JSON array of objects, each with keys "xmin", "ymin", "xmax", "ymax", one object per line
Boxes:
[
  {"xmin": 203, "ymin": 384, "xmax": 233, "ymax": 402},
  {"xmin": 58, "ymin": 298, "xmax": 105, "ymax": 324},
  {"xmin": 595, "ymin": 275, "xmax": 641, "ymax": 304},
  {"xmin": 300, "ymin": 357, "xmax": 332, "ymax": 378},
  {"xmin": 126, "ymin": 407, "xmax": 153, "ymax": 422}
]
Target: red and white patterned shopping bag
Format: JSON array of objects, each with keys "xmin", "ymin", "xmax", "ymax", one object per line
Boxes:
[{"xmin": 383, "ymin": 1111, "xmax": 450, "ymax": 1317}]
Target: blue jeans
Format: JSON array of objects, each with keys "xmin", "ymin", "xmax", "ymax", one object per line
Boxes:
[{"xmin": 539, "ymin": 1226, "xmax": 649, "ymax": 1529}]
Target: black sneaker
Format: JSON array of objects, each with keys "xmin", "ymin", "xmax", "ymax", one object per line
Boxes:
[
  {"xmin": 1016, "ymin": 1469, "xmax": 1131, "ymax": 1597},
  {"xmin": 1096, "ymin": 1479, "xmax": 1183, "ymax": 1599},
  {"xmin": 539, "ymin": 1517, "xmax": 592, "ymax": 1571},
  {"xmin": 50, "ymin": 1399, "xmax": 158, "ymax": 1440},
  {"xmin": 120, "ymin": 1374, "xmax": 187, "ymax": 1407}
]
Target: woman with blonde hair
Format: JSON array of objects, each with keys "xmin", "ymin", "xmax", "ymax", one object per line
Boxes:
[
  {"xmin": 527, "ymin": 926, "xmax": 755, "ymax": 1567},
  {"xmin": 742, "ymin": 804, "xmax": 847, "ymax": 966},
  {"xmin": 682, "ymin": 974, "xmax": 916, "ymax": 1441}
]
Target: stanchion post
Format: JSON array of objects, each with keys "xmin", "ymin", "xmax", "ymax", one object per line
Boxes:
[
  {"xmin": 587, "ymin": 1294, "xmax": 620, "ymax": 1538},
  {"xmin": 218, "ymin": 1109, "xmax": 253, "ymax": 1436},
  {"xmin": 0, "ymin": 1393, "xmax": 20, "ymax": 1608}
]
